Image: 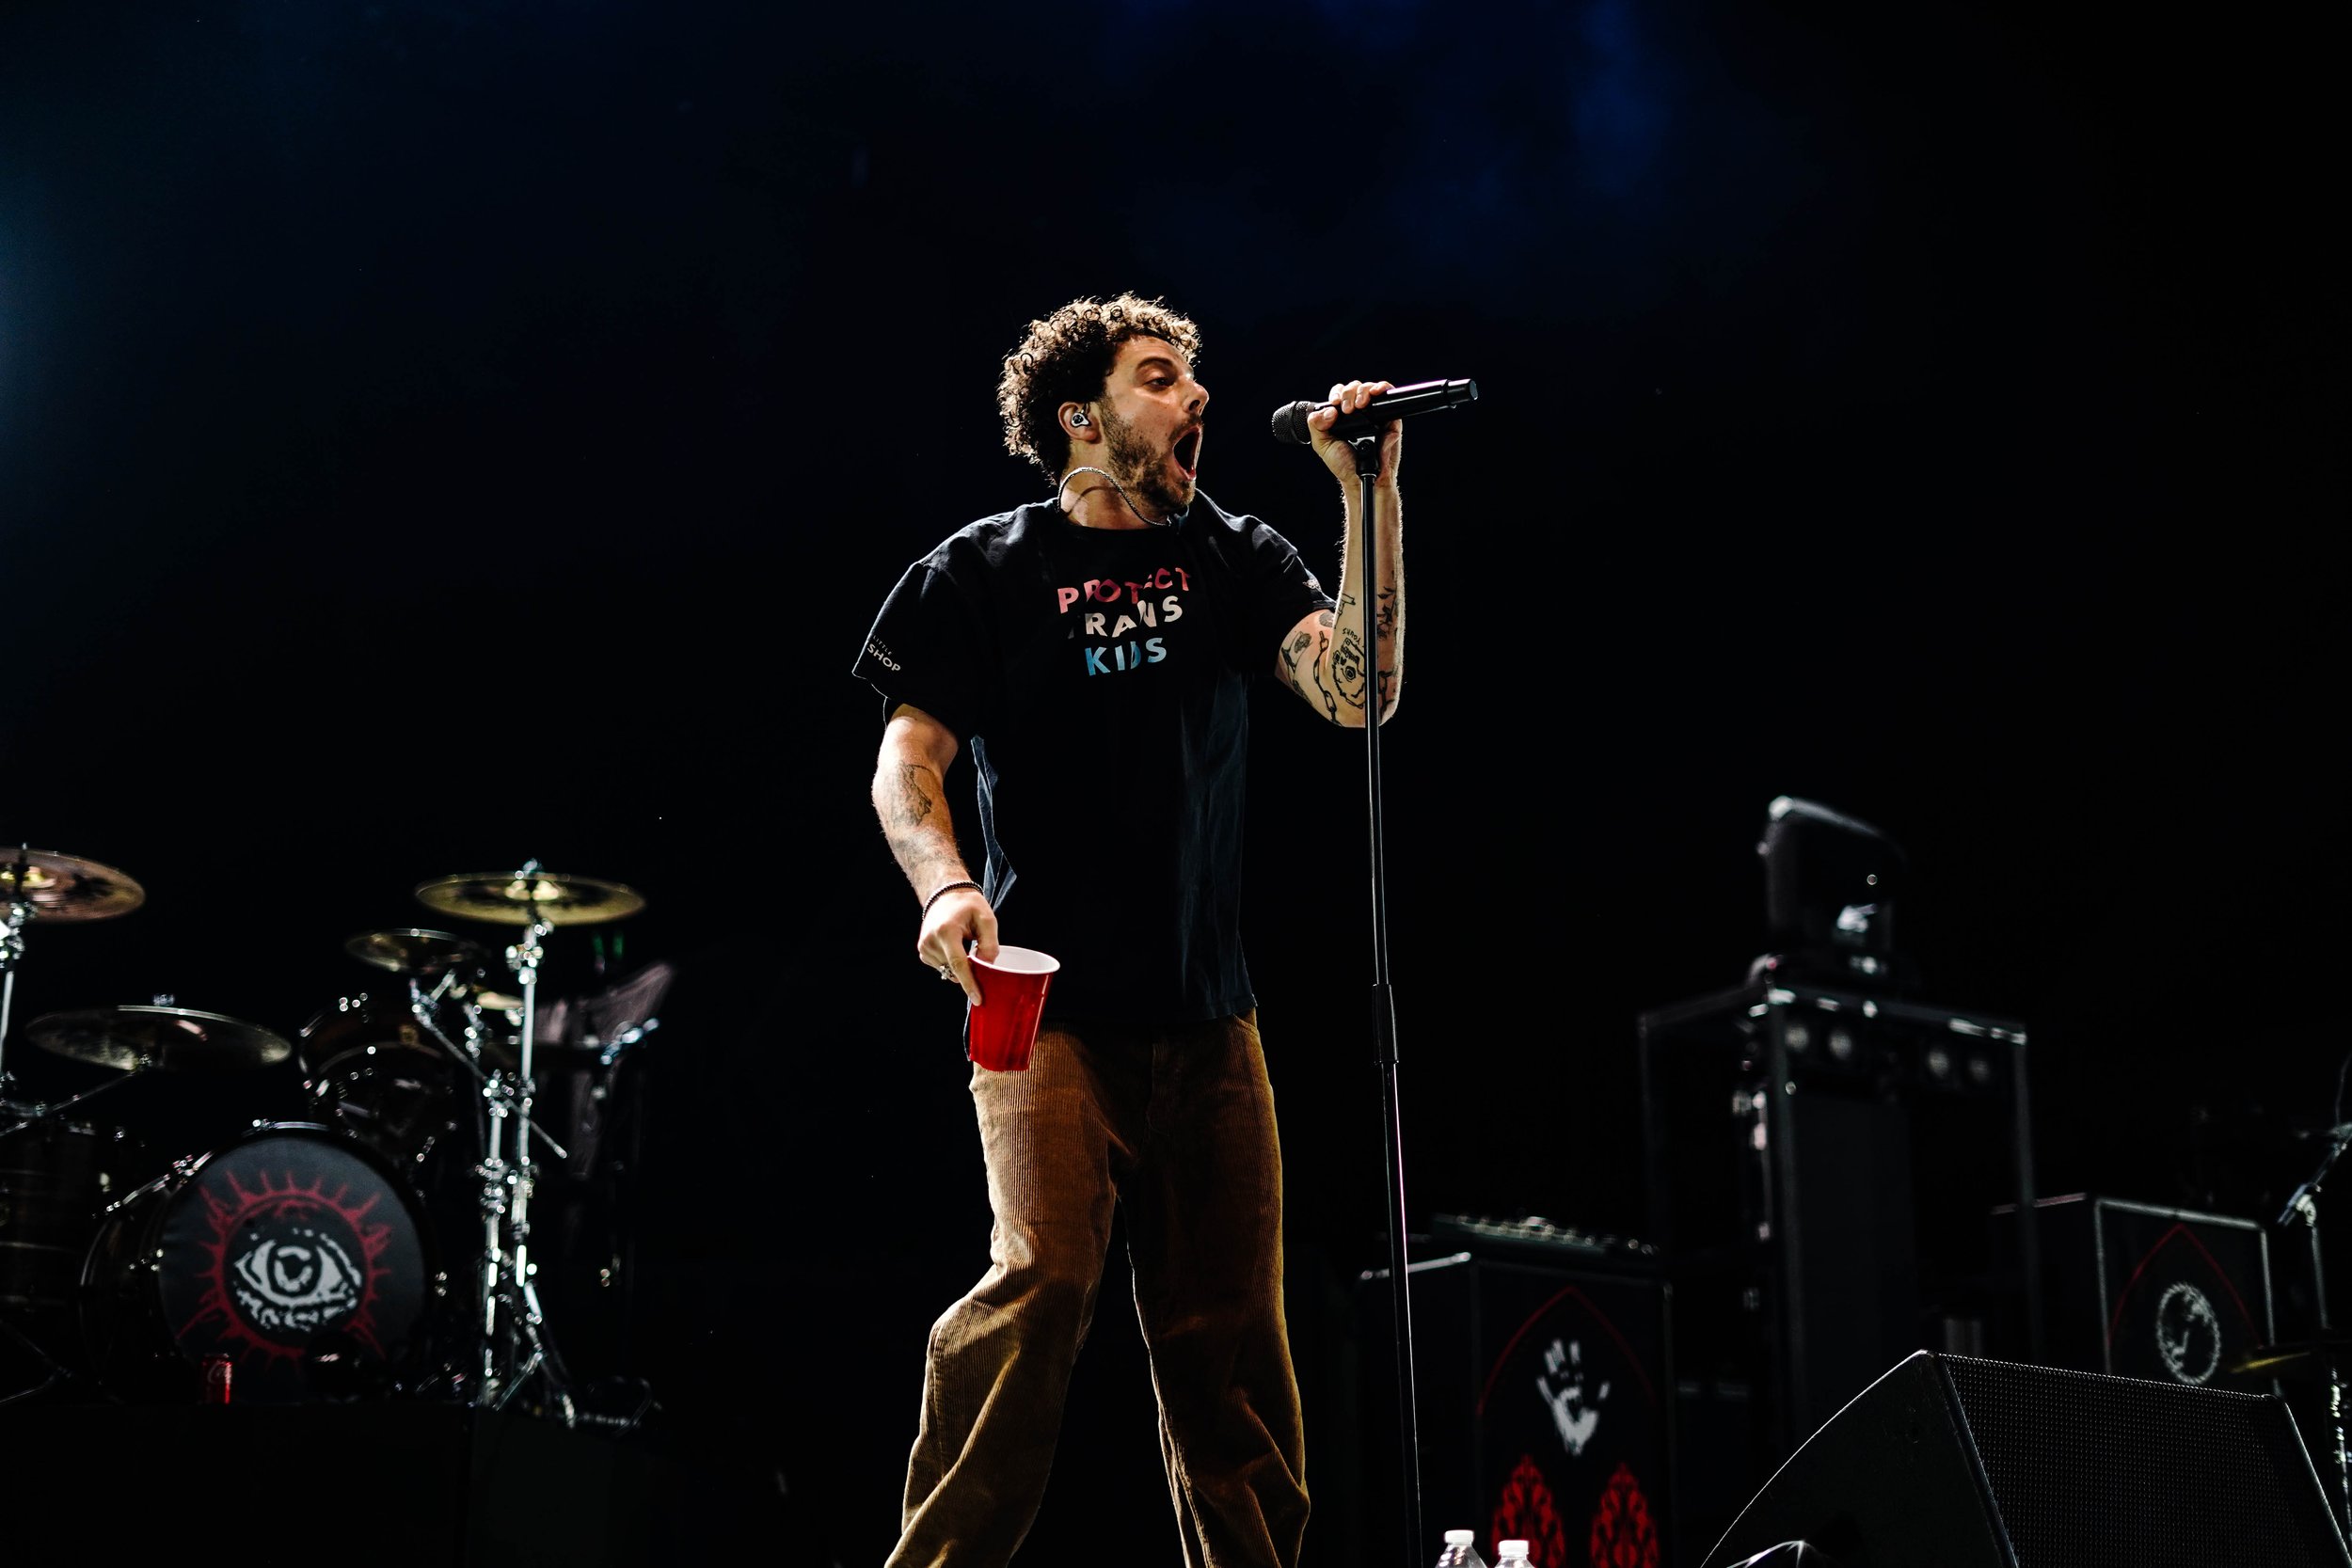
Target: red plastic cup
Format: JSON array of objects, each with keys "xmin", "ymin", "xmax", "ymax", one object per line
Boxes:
[{"xmin": 966, "ymin": 945, "xmax": 1059, "ymax": 1071}]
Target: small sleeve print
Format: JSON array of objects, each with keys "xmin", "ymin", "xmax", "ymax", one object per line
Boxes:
[{"xmin": 850, "ymin": 562, "xmax": 991, "ymax": 739}]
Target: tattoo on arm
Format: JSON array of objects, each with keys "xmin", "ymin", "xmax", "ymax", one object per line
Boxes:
[
  {"xmin": 1375, "ymin": 587, "xmax": 1398, "ymax": 640},
  {"xmin": 1279, "ymin": 626, "xmax": 1314, "ymax": 694},
  {"xmin": 1331, "ymin": 626, "xmax": 1371, "ymax": 707},
  {"xmin": 888, "ymin": 764, "xmax": 936, "ymax": 829},
  {"xmin": 1308, "ymin": 617, "xmax": 1339, "ymax": 719}
]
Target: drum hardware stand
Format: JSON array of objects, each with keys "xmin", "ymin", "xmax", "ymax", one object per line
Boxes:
[
  {"xmin": 0, "ymin": 892, "xmax": 77, "ymax": 1405},
  {"xmin": 2, "ymin": 846, "xmax": 146, "ymax": 1110},
  {"xmin": 370, "ymin": 937, "xmax": 579, "ymax": 1415},
  {"xmin": 0, "ymin": 1060, "xmax": 154, "ymax": 1145},
  {"xmin": 398, "ymin": 976, "xmax": 570, "ymax": 1164},
  {"xmin": 401, "ymin": 862, "xmax": 646, "ymax": 1421},
  {"xmin": 1, "ymin": 887, "xmax": 31, "ymax": 1105},
  {"xmin": 384, "ymin": 950, "xmax": 581, "ymax": 1415},
  {"xmin": 2279, "ymin": 1122, "xmax": 2352, "ymax": 1537},
  {"xmin": 463, "ymin": 895, "xmax": 578, "ymax": 1422}
]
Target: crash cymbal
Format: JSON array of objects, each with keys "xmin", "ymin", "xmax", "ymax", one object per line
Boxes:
[
  {"xmin": 344, "ymin": 927, "xmax": 489, "ymax": 977},
  {"xmin": 25, "ymin": 1005, "xmax": 293, "ymax": 1073},
  {"xmin": 2228, "ymin": 1338, "xmax": 2352, "ymax": 1380},
  {"xmin": 1, "ymin": 847, "xmax": 146, "ymax": 924},
  {"xmin": 414, "ymin": 872, "xmax": 645, "ymax": 927}
]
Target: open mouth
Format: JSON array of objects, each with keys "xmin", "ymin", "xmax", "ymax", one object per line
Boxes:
[{"xmin": 1172, "ymin": 426, "xmax": 1202, "ymax": 479}]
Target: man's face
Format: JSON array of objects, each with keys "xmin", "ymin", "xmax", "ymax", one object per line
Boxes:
[{"xmin": 1091, "ymin": 335, "xmax": 1208, "ymax": 519}]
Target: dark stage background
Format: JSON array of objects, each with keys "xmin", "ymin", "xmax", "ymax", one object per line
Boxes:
[{"xmin": 1, "ymin": 1, "xmax": 2338, "ymax": 1562}]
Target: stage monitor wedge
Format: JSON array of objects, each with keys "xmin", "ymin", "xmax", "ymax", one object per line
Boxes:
[{"xmin": 1703, "ymin": 1350, "xmax": 2349, "ymax": 1568}]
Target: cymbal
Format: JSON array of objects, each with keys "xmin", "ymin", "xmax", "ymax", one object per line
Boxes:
[
  {"xmin": 344, "ymin": 927, "xmax": 489, "ymax": 977},
  {"xmin": 24, "ymin": 1005, "xmax": 294, "ymax": 1073},
  {"xmin": 2228, "ymin": 1338, "xmax": 2352, "ymax": 1379},
  {"xmin": 1, "ymin": 847, "xmax": 146, "ymax": 924},
  {"xmin": 414, "ymin": 872, "xmax": 645, "ymax": 927}
]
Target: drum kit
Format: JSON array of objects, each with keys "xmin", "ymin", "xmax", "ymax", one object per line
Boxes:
[{"xmin": 2, "ymin": 846, "xmax": 658, "ymax": 1421}]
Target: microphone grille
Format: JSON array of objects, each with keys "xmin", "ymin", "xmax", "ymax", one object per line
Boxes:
[{"xmin": 1270, "ymin": 401, "xmax": 1315, "ymax": 445}]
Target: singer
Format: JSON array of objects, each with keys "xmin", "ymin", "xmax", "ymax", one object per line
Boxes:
[{"xmin": 850, "ymin": 293, "xmax": 1406, "ymax": 1567}]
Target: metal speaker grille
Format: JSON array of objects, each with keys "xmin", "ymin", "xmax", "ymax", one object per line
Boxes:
[{"xmin": 1942, "ymin": 1354, "xmax": 2345, "ymax": 1568}]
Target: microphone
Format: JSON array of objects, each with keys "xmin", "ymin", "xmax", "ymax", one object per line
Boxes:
[{"xmin": 1269, "ymin": 377, "xmax": 1478, "ymax": 444}]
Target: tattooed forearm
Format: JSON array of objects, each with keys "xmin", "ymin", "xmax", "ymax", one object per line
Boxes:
[
  {"xmin": 1307, "ymin": 615, "xmax": 1340, "ymax": 719},
  {"xmin": 874, "ymin": 750, "xmax": 969, "ymax": 899},
  {"xmin": 1331, "ymin": 626, "xmax": 1371, "ymax": 706},
  {"xmin": 1310, "ymin": 663, "xmax": 1340, "ymax": 720},
  {"xmin": 1304, "ymin": 475, "xmax": 1401, "ymax": 724},
  {"xmin": 888, "ymin": 764, "xmax": 936, "ymax": 829}
]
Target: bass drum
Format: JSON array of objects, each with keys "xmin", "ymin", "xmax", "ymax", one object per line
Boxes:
[{"xmin": 81, "ymin": 1123, "xmax": 439, "ymax": 1402}]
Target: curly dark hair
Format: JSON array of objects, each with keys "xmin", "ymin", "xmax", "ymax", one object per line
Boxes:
[{"xmin": 997, "ymin": 293, "xmax": 1202, "ymax": 481}]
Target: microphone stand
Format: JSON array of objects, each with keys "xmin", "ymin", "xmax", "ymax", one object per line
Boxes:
[
  {"xmin": 2279, "ymin": 1124, "xmax": 2352, "ymax": 1538},
  {"xmin": 1348, "ymin": 431, "xmax": 1424, "ymax": 1566}
]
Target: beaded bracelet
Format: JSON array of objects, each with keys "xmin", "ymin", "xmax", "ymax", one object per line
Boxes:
[{"xmin": 921, "ymin": 879, "xmax": 983, "ymax": 917}]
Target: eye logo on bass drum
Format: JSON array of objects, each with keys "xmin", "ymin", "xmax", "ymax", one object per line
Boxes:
[
  {"xmin": 229, "ymin": 1223, "xmax": 367, "ymax": 1336},
  {"xmin": 186, "ymin": 1161, "xmax": 400, "ymax": 1362}
]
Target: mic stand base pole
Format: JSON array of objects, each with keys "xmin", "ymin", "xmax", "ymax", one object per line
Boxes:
[
  {"xmin": 1351, "ymin": 435, "xmax": 1422, "ymax": 1565},
  {"xmin": 2278, "ymin": 1143, "xmax": 2351, "ymax": 1539}
]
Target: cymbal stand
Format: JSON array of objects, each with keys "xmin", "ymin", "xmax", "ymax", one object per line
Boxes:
[
  {"xmin": 388, "ymin": 946, "xmax": 572, "ymax": 1411},
  {"xmin": 1, "ymin": 891, "xmax": 29, "ymax": 1103},
  {"xmin": 474, "ymin": 910, "xmax": 576, "ymax": 1421},
  {"xmin": 2280, "ymin": 1125, "xmax": 2352, "ymax": 1538}
]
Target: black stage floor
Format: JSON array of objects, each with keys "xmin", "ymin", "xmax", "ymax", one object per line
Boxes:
[{"xmin": 0, "ymin": 1404, "xmax": 801, "ymax": 1566}]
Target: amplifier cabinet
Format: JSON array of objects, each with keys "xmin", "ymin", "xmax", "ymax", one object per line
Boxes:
[
  {"xmin": 1357, "ymin": 1249, "xmax": 1675, "ymax": 1568},
  {"xmin": 1999, "ymin": 1194, "xmax": 2277, "ymax": 1393},
  {"xmin": 1640, "ymin": 979, "xmax": 2036, "ymax": 1455}
]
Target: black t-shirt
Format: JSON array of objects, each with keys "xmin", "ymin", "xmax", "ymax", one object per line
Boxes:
[{"xmin": 851, "ymin": 493, "xmax": 1333, "ymax": 1023}]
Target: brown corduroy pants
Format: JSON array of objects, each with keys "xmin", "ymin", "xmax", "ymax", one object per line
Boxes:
[{"xmin": 887, "ymin": 1011, "xmax": 1308, "ymax": 1568}]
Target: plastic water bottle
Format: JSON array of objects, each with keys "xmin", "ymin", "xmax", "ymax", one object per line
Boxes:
[
  {"xmin": 1435, "ymin": 1528, "xmax": 1488, "ymax": 1568},
  {"xmin": 1495, "ymin": 1543, "xmax": 1534, "ymax": 1568}
]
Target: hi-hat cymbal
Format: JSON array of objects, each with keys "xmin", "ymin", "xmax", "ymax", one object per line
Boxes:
[
  {"xmin": 25, "ymin": 1005, "xmax": 293, "ymax": 1073},
  {"xmin": 1, "ymin": 847, "xmax": 146, "ymax": 924},
  {"xmin": 414, "ymin": 872, "xmax": 645, "ymax": 927},
  {"xmin": 344, "ymin": 927, "xmax": 489, "ymax": 977}
]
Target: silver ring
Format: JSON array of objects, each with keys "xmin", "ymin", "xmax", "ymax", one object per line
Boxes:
[{"xmin": 935, "ymin": 963, "xmax": 953, "ymax": 980}]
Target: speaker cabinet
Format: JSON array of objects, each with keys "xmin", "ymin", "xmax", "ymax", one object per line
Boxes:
[
  {"xmin": 1703, "ymin": 1351, "xmax": 2349, "ymax": 1568},
  {"xmin": 1355, "ymin": 1243, "xmax": 1675, "ymax": 1567},
  {"xmin": 1994, "ymin": 1195, "xmax": 2276, "ymax": 1392},
  {"xmin": 1640, "ymin": 980, "xmax": 2036, "ymax": 1458}
]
